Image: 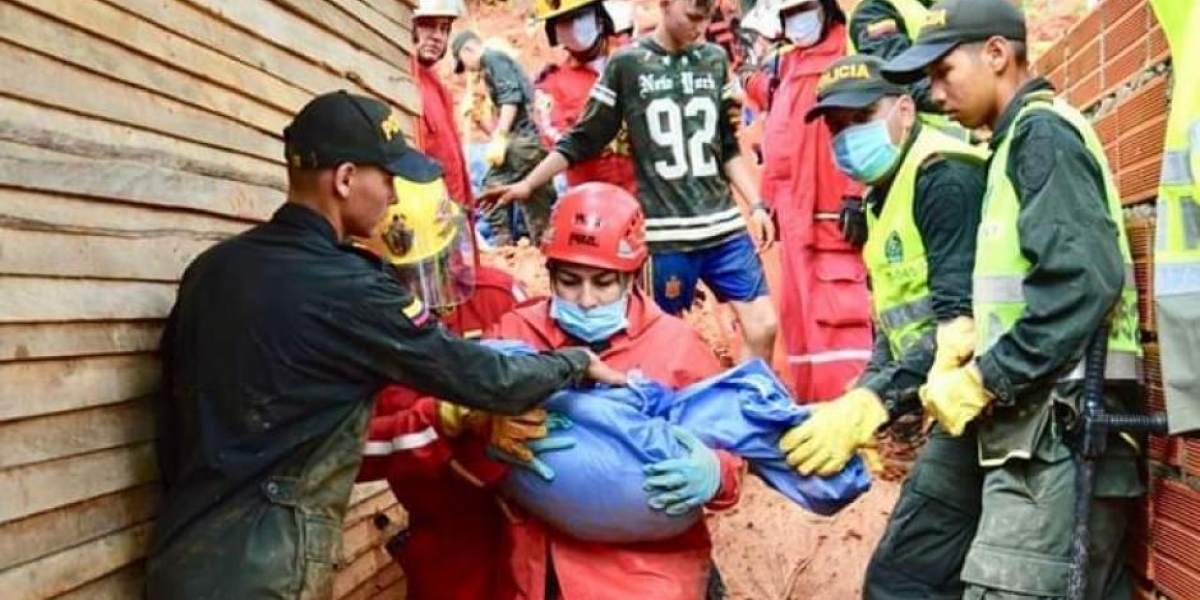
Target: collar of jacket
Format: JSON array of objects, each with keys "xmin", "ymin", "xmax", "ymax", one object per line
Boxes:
[
  {"xmin": 508, "ymin": 289, "xmax": 665, "ymax": 350},
  {"xmin": 272, "ymin": 202, "xmax": 340, "ymax": 244},
  {"xmin": 990, "ymin": 77, "xmax": 1055, "ymax": 150}
]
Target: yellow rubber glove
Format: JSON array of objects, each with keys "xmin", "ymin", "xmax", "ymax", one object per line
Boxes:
[
  {"xmin": 485, "ymin": 134, "xmax": 508, "ymax": 167},
  {"xmin": 919, "ymin": 362, "xmax": 990, "ymax": 436},
  {"xmin": 437, "ymin": 401, "xmax": 486, "ymax": 437},
  {"xmin": 489, "ymin": 408, "xmax": 548, "ymax": 462},
  {"xmin": 930, "ymin": 316, "xmax": 977, "ymax": 377},
  {"xmin": 779, "ymin": 388, "xmax": 889, "ymax": 476}
]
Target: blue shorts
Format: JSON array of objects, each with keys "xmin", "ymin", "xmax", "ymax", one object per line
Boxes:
[{"xmin": 649, "ymin": 232, "xmax": 769, "ymax": 315}]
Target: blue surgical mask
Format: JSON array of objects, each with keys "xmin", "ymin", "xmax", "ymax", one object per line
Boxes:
[
  {"xmin": 550, "ymin": 295, "xmax": 629, "ymax": 343},
  {"xmin": 833, "ymin": 103, "xmax": 902, "ymax": 184},
  {"xmin": 783, "ymin": 8, "xmax": 823, "ymax": 47}
]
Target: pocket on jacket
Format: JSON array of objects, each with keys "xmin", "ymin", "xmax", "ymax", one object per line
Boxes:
[
  {"xmin": 811, "ymin": 251, "xmax": 871, "ymax": 328},
  {"xmin": 298, "ymin": 514, "xmax": 341, "ymax": 600}
]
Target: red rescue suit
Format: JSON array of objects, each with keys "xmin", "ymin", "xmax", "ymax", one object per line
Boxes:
[
  {"xmin": 416, "ymin": 58, "xmax": 474, "ymax": 208},
  {"xmin": 489, "ymin": 291, "xmax": 744, "ymax": 600},
  {"xmin": 745, "ymin": 25, "xmax": 873, "ymax": 402},
  {"xmin": 357, "ymin": 266, "xmax": 523, "ymax": 600},
  {"xmin": 534, "ymin": 56, "xmax": 637, "ymax": 195}
]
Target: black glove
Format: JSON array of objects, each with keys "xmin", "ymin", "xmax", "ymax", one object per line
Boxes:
[{"xmin": 839, "ymin": 196, "xmax": 868, "ymax": 247}]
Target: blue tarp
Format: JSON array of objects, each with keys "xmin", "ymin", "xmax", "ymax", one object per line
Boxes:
[{"xmin": 485, "ymin": 341, "xmax": 872, "ymax": 543}]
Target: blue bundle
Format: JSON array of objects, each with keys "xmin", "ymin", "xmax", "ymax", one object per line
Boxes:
[{"xmin": 485, "ymin": 341, "xmax": 872, "ymax": 543}]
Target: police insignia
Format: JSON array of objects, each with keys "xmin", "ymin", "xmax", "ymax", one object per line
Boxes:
[{"xmin": 885, "ymin": 231, "xmax": 904, "ymax": 264}]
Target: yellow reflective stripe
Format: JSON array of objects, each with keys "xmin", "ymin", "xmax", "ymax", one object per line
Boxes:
[
  {"xmin": 877, "ymin": 296, "xmax": 934, "ymax": 331},
  {"xmin": 1156, "ymin": 262, "xmax": 1200, "ymax": 296},
  {"xmin": 402, "ymin": 298, "xmax": 425, "ymax": 319},
  {"xmin": 1161, "ymin": 149, "xmax": 1194, "ymax": 186},
  {"xmin": 1059, "ymin": 350, "xmax": 1142, "ymax": 382}
]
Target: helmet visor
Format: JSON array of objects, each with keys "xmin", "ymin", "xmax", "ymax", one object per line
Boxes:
[{"xmin": 399, "ymin": 216, "xmax": 477, "ymax": 310}]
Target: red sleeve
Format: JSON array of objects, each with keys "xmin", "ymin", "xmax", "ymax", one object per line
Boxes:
[
  {"xmin": 706, "ymin": 449, "xmax": 745, "ymax": 510},
  {"xmin": 743, "ymin": 71, "xmax": 770, "ymax": 112},
  {"xmin": 357, "ymin": 386, "xmax": 455, "ymax": 482}
]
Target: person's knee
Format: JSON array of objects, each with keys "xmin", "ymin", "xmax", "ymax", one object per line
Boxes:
[{"xmin": 736, "ymin": 297, "xmax": 778, "ymax": 345}]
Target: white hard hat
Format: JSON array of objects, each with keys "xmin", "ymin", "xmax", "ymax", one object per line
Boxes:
[
  {"xmin": 603, "ymin": 0, "xmax": 635, "ymax": 34},
  {"xmin": 741, "ymin": 0, "xmax": 781, "ymax": 39},
  {"xmin": 414, "ymin": 0, "xmax": 462, "ymax": 20}
]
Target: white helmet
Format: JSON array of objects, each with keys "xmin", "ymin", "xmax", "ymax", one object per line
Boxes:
[
  {"xmin": 603, "ymin": 0, "xmax": 635, "ymax": 34},
  {"xmin": 414, "ymin": 0, "xmax": 462, "ymax": 20}
]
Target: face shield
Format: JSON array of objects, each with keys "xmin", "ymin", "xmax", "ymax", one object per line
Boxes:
[{"xmin": 379, "ymin": 179, "xmax": 478, "ymax": 311}]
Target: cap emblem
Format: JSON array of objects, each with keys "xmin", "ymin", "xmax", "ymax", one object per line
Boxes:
[{"xmin": 380, "ymin": 112, "xmax": 402, "ymax": 142}]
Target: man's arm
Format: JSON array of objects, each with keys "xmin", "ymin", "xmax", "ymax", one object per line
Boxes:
[
  {"xmin": 975, "ymin": 113, "xmax": 1126, "ymax": 404},
  {"xmin": 493, "ymin": 104, "xmax": 518, "ymax": 137},
  {"xmin": 915, "ymin": 156, "xmax": 985, "ymax": 322}
]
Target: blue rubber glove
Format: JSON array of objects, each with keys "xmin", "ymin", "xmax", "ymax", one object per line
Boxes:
[{"xmin": 643, "ymin": 427, "xmax": 721, "ymax": 516}]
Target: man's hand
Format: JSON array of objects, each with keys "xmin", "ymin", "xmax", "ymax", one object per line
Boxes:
[
  {"xmin": 485, "ymin": 134, "xmax": 508, "ymax": 167},
  {"xmin": 749, "ymin": 206, "xmax": 776, "ymax": 253},
  {"xmin": 583, "ymin": 351, "xmax": 627, "ymax": 387},
  {"xmin": 477, "ymin": 180, "xmax": 533, "ymax": 211},
  {"xmin": 490, "ymin": 409, "xmax": 549, "ymax": 462},
  {"xmin": 779, "ymin": 388, "xmax": 888, "ymax": 476},
  {"xmin": 919, "ymin": 362, "xmax": 990, "ymax": 436}
]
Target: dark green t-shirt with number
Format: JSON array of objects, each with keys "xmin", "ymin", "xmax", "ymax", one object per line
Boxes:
[{"xmin": 556, "ymin": 37, "xmax": 746, "ymax": 252}]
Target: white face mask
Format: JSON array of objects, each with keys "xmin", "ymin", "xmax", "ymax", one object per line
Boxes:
[
  {"xmin": 783, "ymin": 8, "xmax": 823, "ymax": 47},
  {"xmin": 555, "ymin": 11, "xmax": 602, "ymax": 53}
]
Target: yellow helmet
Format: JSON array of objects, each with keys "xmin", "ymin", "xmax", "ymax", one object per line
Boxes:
[
  {"xmin": 533, "ymin": 0, "xmax": 606, "ymax": 24},
  {"xmin": 377, "ymin": 177, "xmax": 477, "ymax": 309}
]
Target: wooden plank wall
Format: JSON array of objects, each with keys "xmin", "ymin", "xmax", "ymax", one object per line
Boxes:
[{"xmin": 0, "ymin": 0, "xmax": 419, "ymax": 598}]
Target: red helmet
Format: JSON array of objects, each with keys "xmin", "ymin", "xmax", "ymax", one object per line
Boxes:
[{"xmin": 542, "ymin": 182, "xmax": 647, "ymax": 272}]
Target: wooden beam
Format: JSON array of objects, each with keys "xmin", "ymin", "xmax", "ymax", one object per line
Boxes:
[
  {"xmin": 0, "ymin": 228, "xmax": 218, "ymax": 281},
  {"xmin": 338, "ymin": 563, "xmax": 404, "ymax": 600},
  {"xmin": 0, "ymin": 399, "xmax": 156, "ymax": 470},
  {"xmin": 0, "ymin": 522, "xmax": 151, "ymax": 600},
  {"xmin": 0, "ymin": 442, "xmax": 158, "ymax": 525},
  {"xmin": 341, "ymin": 0, "xmax": 412, "ymax": 32},
  {"xmin": 268, "ymin": 0, "xmax": 411, "ymax": 62},
  {"xmin": 341, "ymin": 503, "xmax": 404, "ymax": 564},
  {"xmin": 0, "ymin": 95, "xmax": 284, "ymax": 189},
  {"xmin": 54, "ymin": 563, "xmax": 145, "ymax": 600},
  {"xmin": 0, "ymin": 485, "xmax": 159, "ymax": 571},
  {"xmin": 348, "ymin": 481, "xmax": 393, "ymax": 507},
  {"xmin": 0, "ymin": 321, "xmax": 162, "ymax": 362},
  {"xmin": 0, "ymin": 39, "xmax": 283, "ymax": 163},
  {"xmin": 0, "ymin": 354, "xmax": 159, "ymax": 422},
  {"xmin": 0, "ymin": 141, "xmax": 284, "ymax": 222},
  {"xmin": 0, "ymin": 277, "xmax": 176, "ymax": 323},
  {"xmin": 345, "ymin": 485, "xmax": 401, "ymax": 527},
  {"xmin": 332, "ymin": 545, "xmax": 394, "ymax": 599},
  {"xmin": 0, "ymin": 1, "xmax": 294, "ymax": 136},
  {"xmin": 181, "ymin": 0, "xmax": 420, "ymax": 116}
]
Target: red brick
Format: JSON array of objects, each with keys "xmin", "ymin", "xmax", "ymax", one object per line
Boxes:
[
  {"xmin": 1036, "ymin": 39, "xmax": 1068, "ymax": 77},
  {"xmin": 1068, "ymin": 40, "xmax": 1102, "ymax": 85},
  {"xmin": 1104, "ymin": 41, "xmax": 1149, "ymax": 90},
  {"xmin": 1118, "ymin": 156, "xmax": 1162, "ymax": 205},
  {"xmin": 1154, "ymin": 551, "xmax": 1200, "ymax": 600},
  {"xmin": 1068, "ymin": 71, "xmax": 1103, "ymax": 110},
  {"xmin": 1117, "ymin": 116, "xmax": 1168, "ymax": 170},
  {"xmin": 1186, "ymin": 439, "xmax": 1200, "ymax": 479},
  {"xmin": 1117, "ymin": 76, "xmax": 1170, "ymax": 134},
  {"xmin": 1069, "ymin": 7, "xmax": 1105, "ymax": 53},
  {"xmin": 1101, "ymin": 0, "xmax": 1143, "ymax": 26},
  {"xmin": 1149, "ymin": 24, "xmax": 1169, "ymax": 62}
]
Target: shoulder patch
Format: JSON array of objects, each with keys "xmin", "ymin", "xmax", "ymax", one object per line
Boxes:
[
  {"xmin": 1013, "ymin": 117, "xmax": 1059, "ymax": 197},
  {"xmin": 401, "ymin": 297, "xmax": 431, "ymax": 327},
  {"xmin": 866, "ymin": 19, "xmax": 898, "ymax": 39}
]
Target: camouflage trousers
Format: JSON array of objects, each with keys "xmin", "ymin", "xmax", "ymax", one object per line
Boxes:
[{"xmin": 481, "ymin": 132, "xmax": 555, "ymax": 246}]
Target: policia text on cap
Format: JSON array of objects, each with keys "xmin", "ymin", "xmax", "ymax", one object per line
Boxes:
[{"xmin": 144, "ymin": 91, "xmax": 627, "ymax": 600}]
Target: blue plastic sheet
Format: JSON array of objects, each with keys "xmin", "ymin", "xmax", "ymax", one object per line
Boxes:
[{"xmin": 484, "ymin": 340, "xmax": 873, "ymax": 543}]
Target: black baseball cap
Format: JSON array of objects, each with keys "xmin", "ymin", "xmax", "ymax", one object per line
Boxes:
[
  {"xmin": 283, "ymin": 91, "xmax": 441, "ymax": 182},
  {"xmin": 805, "ymin": 55, "xmax": 908, "ymax": 122},
  {"xmin": 882, "ymin": 0, "xmax": 1026, "ymax": 84},
  {"xmin": 451, "ymin": 30, "xmax": 480, "ymax": 74}
]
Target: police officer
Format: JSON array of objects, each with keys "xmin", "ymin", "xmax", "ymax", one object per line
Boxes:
[
  {"xmin": 884, "ymin": 1, "xmax": 1143, "ymax": 598},
  {"xmin": 147, "ymin": 91, "xmax": 624, "ymax": 600},
  {"xmin": 781, "ymin": 54, "xmax": 986, "ymax": 600},
  {"xmin": 1150, "ymin": 0, "xmax": 1200, "ymax": 435}
]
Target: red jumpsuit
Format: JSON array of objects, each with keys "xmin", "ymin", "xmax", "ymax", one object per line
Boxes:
[
  {"xmin": 533, "ymin": 57, "xmax": 637, "ymax": 195},
  {"xmin": 745, "ymin": 25, "xmax": 873, "ymax": 402},
  {"xmin": 357, "ymin": 266, "xmax": 524, "ymax": 600},
  {"xmin": 416, "ymin": 58, "xmax": 474, "ymax": 208},
  {"xmin": 489, "ymin": 291, "xmax": 744, "ymax": 600}
]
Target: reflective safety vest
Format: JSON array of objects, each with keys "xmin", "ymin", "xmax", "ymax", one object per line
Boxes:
[
  {"xmin": 864, "ymin": 126, "xmax": 987, "ymax": 359},
  {"xmin": 1151, "ymin": 0, "xmax": 1200, "ymax": 300},
  {"xmin": 975, "ymin": 92, "xmax": 1141, "ymax": 383}
]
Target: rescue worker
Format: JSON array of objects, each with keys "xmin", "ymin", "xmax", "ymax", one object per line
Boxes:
[
  {"xmin": 147, "ymin": 91, "xmax": 624, "ymax": 600},
  {"xmin": 483, "ymin": 0, "xmax": 781, "ymax": 363},
  {"xmin": 1150, "ymin": 0, "xmax": 1200, "ymax": 434},
  {"xmin": 847, "ymin": 0, "xmax": 968, "ymax": 140},
  {"xmin": 412, "ymin": 0, "xmax": 474, "ymax": 209},
  {"xmin": 358, "ymin": 176, "xmax": 528, "ymax": 600},
  {"xmin": 490, "ymin": 182, "xmax": 743, "ymax": 600},
  {"xmin": 532, "ymin": 0, "xmax": 637, "ymax": 195},
  {"xmin": 884, "ymin": 0, "xmax": 1144, "ymax": 597},
  {"xmin": 741, "ymin": 0, "xmax": 874, "ymax": 401},
  {"xmin": 452, "ymin": 30, "xmax": 556, "ymax": 245},
  {"xmin": 783, "ymin": 54, "xmax": 987, "ymax": 599}
]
